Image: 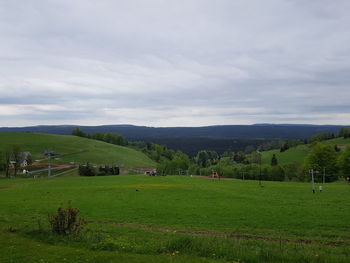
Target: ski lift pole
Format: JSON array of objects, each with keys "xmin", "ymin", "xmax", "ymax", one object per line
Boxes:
[
  {"xmin": 310, "ymin": 169, "xmax": 318, "ymax": 194},
  {"xmin": 311, "ymin": 169, "xmax": 315, "ymax": 194},
  {"xmin": 323, "ymin": 167, "xmax": 325, "ymax": 185},
  {"xmin": 48, "ymin": 153, "xmax": 51, "ymax": 177}
]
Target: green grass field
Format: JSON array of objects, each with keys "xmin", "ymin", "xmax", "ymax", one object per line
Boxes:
[
  {"xmin": 0, "ymin": 132, "xmax": 156, "ymax": 167},
  {"xmin": 1, "ymin": 175, "xmax": 349, "ymax": 262},
  {"xmin": 261, "ymin": 138, "xmax": 350, "ymax": 165},
  {"xmin": 261, "ymin": 145, "xmax": 309, "ymax": 165},
  {"xmin": 325, "ymin": 137, "xmax": 350, "ymax": 147}
]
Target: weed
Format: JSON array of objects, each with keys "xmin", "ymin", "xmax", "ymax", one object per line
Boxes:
[{"xmin": 48, "ymin": 201, "xmax": 86, "ymax": 235}]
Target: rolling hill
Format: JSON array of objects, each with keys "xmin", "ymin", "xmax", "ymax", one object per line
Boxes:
[
  {"xmin": 0, "ymin": 132, "xmax": 156, "ymax": 167},
  {"xmin": 261, "ymin": 137, "xmax": 350, "ymax": 165}
]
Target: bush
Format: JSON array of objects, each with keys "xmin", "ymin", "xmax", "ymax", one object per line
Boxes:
[
  {"xmin": 48, "ymin": 201, "xmax": 86, "ymax": 235},
  {"xmin": 78, "ymin": 163, "xmax": 96, "ymax": 176},
  {"xmin": 98, "ymin": 165, "xmax": 120, "ymax": 176}
]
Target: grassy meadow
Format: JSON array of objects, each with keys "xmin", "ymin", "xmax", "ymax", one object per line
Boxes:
[
  {"xmin": 261, "ymin": 138, "xmax": 350, "ymax": 165},
  {"xmin": 0, "ymin": 175, "xmax": 349, "ymax": 262},
  {"xmin": 0, "ymin": 132, "xmax": 156, "ymax": 167},
  {"xmin": 261, "ymin": 145, "xmax": 309, "ymax": 165}
]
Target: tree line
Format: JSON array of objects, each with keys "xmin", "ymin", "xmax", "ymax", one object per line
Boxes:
[
  {"xmin": 154, "ymin": 128, "xmax": 350, "ymax": 182},
  {"xmin": 72, "ymin": 128, "xmax": 127, "ymax": 146},
  {"xmin": 71, "ymin": 127, "xmax": 350, "ymax": 183},
  {"xmin": 72, "ymin": 126, "xmax": 350, "ymax": 182}
]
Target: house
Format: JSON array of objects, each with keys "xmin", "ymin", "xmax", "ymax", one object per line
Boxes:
[
  {"xmin": 20, "ymin": 152, "xmax": 32, "ymax": 167},
  {"xmin": 10, "ymin": 152, "xmax": 32, "ymax": 168}
]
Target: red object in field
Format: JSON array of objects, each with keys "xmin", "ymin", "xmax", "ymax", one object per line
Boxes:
[{"xmin": 20, "ymin": 163, "xmax": 73, "ymax": 169}]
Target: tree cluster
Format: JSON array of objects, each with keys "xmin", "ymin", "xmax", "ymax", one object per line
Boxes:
[
  {"xmin": 338, "ymin": 127, "xmax": 350, "ymax": 138},
  {"xmin": 129, "ymin": 141, "xmax": 175, "ymax": 162},
  {"xmin": 78, "ymin": 163, "xmax": 120, "ymax": 176},
  {"xmin": 156, "ymin": 151, "xmax": 190, "ymax": 175},
  {"xmin": 72, "ymin": 128, "xmax": 127, "ymax": 146},
  {"xmin": 280, "ymin": 139, "xmax": 304, "ymax": 152},
  {"xmin": 0, "ymin": 146, "xmax": 31, "ymax": 178},
  {"xmin": 308, "ymin": 132, "xmax": 334, "ymax": 144}
]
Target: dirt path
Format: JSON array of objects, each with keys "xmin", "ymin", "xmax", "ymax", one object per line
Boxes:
[
  {"xmin": 192, "ymin": 175, "xmax": 234, "ymax": 180},
  {"xmin": 90, "ymin": 221, "xmax": 348, "ymax": 247},
  {"xmin": 0, "ymin": 184, "xmax": 17, "ymax": 189}
]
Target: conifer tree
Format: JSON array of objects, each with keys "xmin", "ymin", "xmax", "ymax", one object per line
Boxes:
[{"xmin": 271, "ymin": 154, "xmax": 278, "ymax": 166}]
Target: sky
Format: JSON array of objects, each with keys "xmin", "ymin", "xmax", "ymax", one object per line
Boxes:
[{"xmin": 0, "ymin": 0, "xmax": 350, "ymax": 127}]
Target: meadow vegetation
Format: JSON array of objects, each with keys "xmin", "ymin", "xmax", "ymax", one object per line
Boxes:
[
  {"xmin": 0, "ymin": 175, "xmax": 349, "ymax": 262},
  {"xmin": 1, "ymin": 129, "xmax": 350, "ymax": 262}
]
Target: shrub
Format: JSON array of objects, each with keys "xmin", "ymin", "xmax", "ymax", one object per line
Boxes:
[
  {"xmin": 78, "ymin": 163, "xmax": 96, "ymax": 176},
  {"xmin": 98, "ymin": 165, "xmax": 120, "ymax": 176},
  {"xmin": 48, "ymin": 201, "xmax": 86, "ymax": 235}
]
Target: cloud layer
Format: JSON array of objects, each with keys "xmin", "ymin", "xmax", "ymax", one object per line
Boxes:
[{"xmin": 1, "ymin": 0, "xmax": 350, "ymax": 127}]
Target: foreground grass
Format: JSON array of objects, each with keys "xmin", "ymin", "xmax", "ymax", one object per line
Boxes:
[
  {"xmin": 0, "ymin": 132, "xmax": 156, "ymax": 167},
  {"xmin": 1, "ymin": 175, "xmax": 349, "ymax": 262}
]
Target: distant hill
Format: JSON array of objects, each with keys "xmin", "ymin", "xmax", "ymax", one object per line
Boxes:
[
  {"xmin": 0, "ymin": 124, "xmax": 346, "ymax": 139},
  {"xmin": 1, "ymin": 124, "xmax": 348, "ymax": 156},
  {"xmin": 0, "ymin": 132, "xmax": 156, "ymax": 167}
]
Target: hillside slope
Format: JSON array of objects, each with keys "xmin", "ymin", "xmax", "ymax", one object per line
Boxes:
[
  {"xmin": 261, "ymin": 138, "xmax": 350, "ymax": 165},
  {"xmin": 0, "ymin": 133, "xmax": 156, "ymax": 167}
]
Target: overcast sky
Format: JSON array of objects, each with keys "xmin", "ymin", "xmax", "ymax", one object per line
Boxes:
[{"xmin": 0, "ymin": 0, "xmax": 349, "ymax": 127}]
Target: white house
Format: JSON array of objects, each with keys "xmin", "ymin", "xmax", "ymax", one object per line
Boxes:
[{"xmin": 10, "ymin": 152, "xmax": 32, "ymax": 168}]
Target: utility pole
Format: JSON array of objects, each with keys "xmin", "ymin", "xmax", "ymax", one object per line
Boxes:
[
  {"xmin": 323, "ymin": 167, "xmax": 326, "ymax": 185},
  {"xmin": 309, "ymin": 169, "xmax": 319, "ymax": 194},
  {"xmin": 48, "ymin": 153, "xmax": 51, "ymax": 177},
  {"xmin": 257, "ymin": 150, "xmax": 262, "ymax": 187},
  {"xmin": 240, "ymin": 171, "xmax": 248, "ymax": 180},
  {"xmin": 45, "ymin": 150, "xmax": 55, "ymax": 178}
]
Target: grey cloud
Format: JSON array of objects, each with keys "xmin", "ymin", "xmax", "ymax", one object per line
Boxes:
[{"xmin": 0, "ymin": 0, "xmax": 350, "ymax": 126}]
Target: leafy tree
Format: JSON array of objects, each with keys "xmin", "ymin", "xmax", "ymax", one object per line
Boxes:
[
  {"xmin": 244, "ymin": 145, "xmax": 255, "ymax": 154},
  {"xmin": 0, "ymin": 152, "xmax": 3, "ymax": 174},
  {"xmin": 78, "ymin": 163, "xmax": 96, "ymax": 176},
  {"xmin": 338, "ymin": 127, "xmax": 350, "ymax": 138},
  {"xmin": 282, "ymin": 162, "xmax": 304, "ymax": 181},
  {"xmin": 269, "ymin": 165, "xmax": 284, "ymax": 181},
  {"xmin": 26, "ymin": 153, "xmax": 33, "ymax": 165},
  {"xmin": 280, "ymin": 139, "xmax": 303, "ymax": 152},
  {"xmin": 104, "ymin": 132, "xmax": 127, "ymax": 146},
  {"xmin": 72, "ymin": 128, "xmax": 86, "ymax": 137},
  {"xmin": 271, "ymin": 154, "xmax": 278, "ymax": 166},
  {"xmin": 334, "ymin": 145, "xmax": 341, "ymax": 152},
  {"xmin": 195, "ymin": 150, "xmax": 218, "ymax": 167},
  {"xmin": 188, "ymin": 164, "xmax": 200, "ymax": 175},
  {"xmin": 248, "ymin": 151, "xmax": 261, "ymax": 164},
  {"xmin": 90, "ymin": 131, "xmax": 105, "ymax": 141},
  {"xmin": 338, "ymin": 146, "xmax": 350, "ymax": 176},
  {"xmin": 156, "ymin": 151, "xmax": 190, "ymax": 175},
  {"xmin": 233, "ymin": 152, "xmax": 247, "ymax": 164},
  {"xmin": 2, "ymin": 149, "xmax": 11, "ymax": 178},
  {"xmin": 196, "ymin": 151, "xmax": 209, "ymax": 167},
  {"xmin": 11, "ymin": 146, "xmax": 22, "ymax": 177},
  {"xmin": 303, "ymin": 143, "xmax": 338, "ymax": 182},
  {"xmin": 309, "ymin": 132, "xmax": 332, "ymax": 143}
]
